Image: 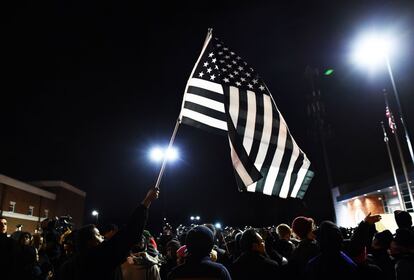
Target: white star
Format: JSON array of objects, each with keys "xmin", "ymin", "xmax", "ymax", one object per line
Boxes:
[
  {"xmin": 234, "ymin": 71, "xmax": 239, "ymax": 75},
  {"xmin": 232, "ymin": 60, "xmax": 237, "ymax": 64},
  {"xmin": 238, "ymin": 66, "xmax": 244, "ymax": 71},
  {"xmin": 245, "ymin": 72, "xmax": 251, "ymax": 77},
  {"xmin": 240, "ymin": 77, "xmax": 246, "ymax": 82},
  {"xmin": 219, "ymin": 60, "xmax": 225, "ymax": 63},
  {"xmin": 198, "ymin": 72, "xmax": 204, "ymax": 78},
  {"xmin": 207, "ymin": 68, "xmax": 212, "ymax": 73},
  {"xmin": 222, "ymin": 68, "xmax": 227, "ymax": 72},
  {"xmin": 203, "ymin": 62, "xmax": 209, "ymax": 67},
  {"xmin": 248, "ymin": 84, "xmax": 253, "ymax": 89},
  {"xmin": 236, "ymin": 81, "xmax": 241, "ymax": 86},
  {"xmin": 210, "ymin": 74, "xmax": 216, "ymax": 80},
  {"xmin": 252, "ymin": 79, "xmax": 258, "ymax": 84},
  {"xmin": 216, "ymin": 44, "xmax": 222, "ymax": 47},
  {"xmin": 230, "ymin": 51, "xmax": 235, "ymax": 55},
  {"xmin": 218, "ymin": 51, "xmax": 223, "ymax": 55},
  {"xmin": 209, "ymin": 52, "xmax": 214, "ymax": 57},
  {"xmin": 225, "ymin": 55, "xmax": 230, "ymax": 59},
  {"xmin": 229, "ymin": 74, "xmax": 234, "ymax": 78},
  {"xmin": 215, "ymin": 65, "xmax": 219, "ymax": 69},
  {"xmin": 223, "ymin": 47, "xmax": 228, "ymax": 51},
  {"xmin": 259, "ymin": 85, "xmax": 265, "ymax": 91},
  {"xmin": 223, "ymin": 78, "xmax": 230, "ymax": 83},
  {"xmin": 236, "ymin": 56, "xmax": 241, "ymax": 60},
  {"xmin": 212, "ymin": 58, "xmax": 217, "ymax": 63},
  {"xmin": 227, "ymin": 64, "xmax": 232, "ymax": 68}
]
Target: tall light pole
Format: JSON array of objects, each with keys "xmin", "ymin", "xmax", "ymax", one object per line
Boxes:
[{"xmin": 352, "ymin": 31, "xmax": 414, "ymax": 165}]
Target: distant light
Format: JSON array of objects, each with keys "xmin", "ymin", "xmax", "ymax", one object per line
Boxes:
[
  {"xmin": 190, "ymin": 216, "xmax": 195, "ymax": 221},
  {"xmin": 215, "ymin": 222, "xmax": 222, "ymax": 229},
  {"xmin": 92, "ymin": 210, "xmax": 99, "ymax": 216},
  {"xmin": 377, "ymin": 190, "xmax": 381, "ymax": 192},
  {"xmin": 149, "ymin": 146, "xmax": 179, "ymax": 162},
  {"xmin": 378, "ymin": 197, "xmax": 382, "ymax": 200},
  {"xmin": 324, "ymin": 69, "xmax": 334, "ymax": 76},
  {"xmin": 389, "ymin": 186, "xmax": 393, "ymax": 189},
  {"xmin": 196, "ymin": 216, "xmax": 200, "ymax": 221},
  {"xmin": 351, "ymin": 32, "xmax": 396, "ymax": 69}
]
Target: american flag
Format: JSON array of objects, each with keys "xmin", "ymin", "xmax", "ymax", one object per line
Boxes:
[
  {"xmin": 179, "ymin": 30, "xmax": 313, "ymax": 199},
  {"xmin": 385, "ymin": 106, "xmax": 397, "ymax": 134}
]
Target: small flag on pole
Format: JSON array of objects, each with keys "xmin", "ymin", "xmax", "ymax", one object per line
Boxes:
[
  {"xmin": 179, "ymin": 30, "xmax": 313, "ymax": 199},
  {"xmin": 385, "ymin": 106, "xmax": 397, "ymax": 134}
]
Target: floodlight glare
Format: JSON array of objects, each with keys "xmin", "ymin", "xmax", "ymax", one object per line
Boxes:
[
  {"xmin": 215, "ymin": 222, "xmax": 222, "ymax": 229},
  {"xmin": 92, "ymin": 210, "xmax": 99, "ymax": 216},
  {"xmin": 166, "ymin": 147, "xmax": 179, "ymax": 161},
  {"xmin": 149, "ymin": 147, "xmax": 164, "ymax": 162},
  {"xmin": 149, "ymin": 146, "xmax": 179, "ymax": 162},
  {"xmin": 351, "ymin": 32, "xmax": 396, "ymax": 68}
]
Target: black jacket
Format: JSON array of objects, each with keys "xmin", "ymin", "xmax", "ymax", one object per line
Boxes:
[
  {"xmin": 231, "ymin": 251, "xmax": 280, "ymax": 280},
  {"xmin": 59, "ymin": 204, "xmax": 148, "ymax": 280}
]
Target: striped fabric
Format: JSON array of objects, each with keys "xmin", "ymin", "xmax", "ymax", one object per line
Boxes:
[{"xmin": 179, "ymin": 30, "xmax": 313, "ymax": 198}]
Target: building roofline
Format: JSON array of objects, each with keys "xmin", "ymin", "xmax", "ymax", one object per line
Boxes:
[
  {"xmin": 0, "ymin": 174, "xmax": 56, "ymax": 200},
  {"xmin": 30, "ymin": 181, "xmax": 86, "ymax": 197},
  {"xmin": 336, "ymin": 171, "xmax": 414, "ymax": 202}
]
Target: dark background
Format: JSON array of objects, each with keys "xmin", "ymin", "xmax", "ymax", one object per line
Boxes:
[{"xmin": 2, "ymin": 0, "xmax": 414, "ymax": 233}]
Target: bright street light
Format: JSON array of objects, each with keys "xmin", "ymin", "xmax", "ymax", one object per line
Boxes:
[
  {"xmin": 195, "ymin": 216, "xmax": 200, "ymax": 221},
  {"xmin": 214, "ymin": 222, "xmax": 222, "ymax": 229},
  {"xmin": 351, "ymin": 32, "xmax": 396, "ymax": 69},
  {"xmin": 190, "ymin": 216, "xmax": 195, "ymax": 221},
  {"xmin": 149, "ymin": 146, "xmax": 179, "ymax": 162}
]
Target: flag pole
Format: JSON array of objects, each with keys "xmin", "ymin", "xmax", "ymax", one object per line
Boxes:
[
  {"xmin": 384, "ymin": 91, "xmax": 414, "ymax": 209},
  {"xmin": 155, "ymin": 118, "xmax": 181, "ymax": 188},
  {"xmin": 381, "ymin": 121, "xmax": 406, "ymax": 211},
  {"xmin": 155, "ymin": 29, "xmax": 213, "ymax": 188}
]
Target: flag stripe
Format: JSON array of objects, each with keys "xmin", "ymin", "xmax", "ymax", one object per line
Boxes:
[
  {"xmin": 272, "ymin": 118, "xmax": 295, "ymax": 196},
  {"xmin": 255, "ymin": 104, "xmax": 281, "ymax": 193},
  {"xmin": 181, "ymin": 108, "xmax": 227, "ymax": 131},
  {"xmin": 263, "ymin": 122, "xmax": 287, "ymax": 195},
  {"xmin": 181, "ymin": 116, "xmax": 227, "ymax": 136},
  {"xmin": 236, "ymin": 88, "xmax": 248, "ymax": 140},
  {"xmin": 187, "ymin": 86, "xmax": 225, "ymax": 103},
  {"xmin": 290, "ymin": 158, "xmax": 311, "ymax": 198},
  {"xmin": 184, "ymin": 93, "xmax": 226, "ymax": 113},
  {"xmin": 248, "ymin": 92, "xmax": 264, "ymax": 164},
  {"xmin": 188, "ymin": 78, "xmax": 223, "ymax": 94},
  {"xmin": 183, "ymin": 101, "xmax": 226, "ymax": 123},
  {"xmin": 229, "ymin": 86, "xmax": 239, "ymax": 128},
  {"xmin": 279, "ymin": 143, "xmax": 300, "ymax": 198},
  {"xmin": 287, "ymin": 152, "xmax": 305, "ymax": 197},
  {"xmin": 243, "ymin": 90, "xmax": 257, "ymax": 154}
]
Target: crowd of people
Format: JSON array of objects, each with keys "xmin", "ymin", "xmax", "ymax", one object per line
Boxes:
[{"xmin": 1, "ymin": 186, "xmax": 413, "ymax": 280}]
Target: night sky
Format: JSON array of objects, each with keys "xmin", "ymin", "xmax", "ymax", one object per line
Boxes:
[{"xmin": 2, "ymin": 1, "xmax": 414, "ymax": 233}]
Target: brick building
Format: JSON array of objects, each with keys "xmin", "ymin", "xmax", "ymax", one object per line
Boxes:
[{"xmin": 0, "ymin": 174, "xmax": 86, "ymax": 234}]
